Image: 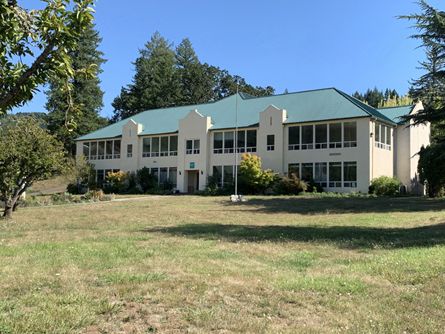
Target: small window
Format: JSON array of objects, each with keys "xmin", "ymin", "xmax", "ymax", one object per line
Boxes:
[
  {"xmin": 160, "ymin": 137, "xmax": 169, "ymax": 156},
  {"xmin": 315, "ymin": 124, "xmax": 327, "ymax": 149},
  {"xmin": 329, "ymin": 123, "xmax": 342, "ymax": 148},
  {"xmin": 343, "ymin": 122, "xmax": 357, "ymax": 147},
  {"xmin": 314, "ymin": 162, "xmax": 327, "ymax": 187},
  {"xmin": 113, "ymin": 140, "xmax": 121, "ymax": 159},
  {"xmin": 97, "ymin": 170, "xmax": 105, "ymax": 185},
  {"xmin": 213, "ymin": 166, "xmax": 223, "ymax": 188},
  {"xmin": 237, "ymin": 130, "xmax": 246, "ymax": 153},
  {"xmin": 90, "ymin": 142, "xmax": 98, "ymax": 160},
  {"xmin": 224, "ymin": 131, "xmax": 234, "ymax": 153},
  {"xmin": 106, "ymin": 140, "xmax": 113, "ymax": 159},
  {"xmin": 246, "ymin": 130, "xmax": 257, "ymax": 152},
  {"xmin": 127, "ymin": 144, "xmax": 133, "ymax": 158},
  {"xmin": 98, "ymin": 141, "xmax": 105, "ymax": 159},
  {"xmin": 288, "ymin": 126, "xmax": 300, "ymax": 150},
  {"xmin": 267, "ymin": 134, "xmax": 275, "ymax": 151},
  {"xmin": 151, "ymin": 137, "xmax": 160, "ymax": 157},
  {"xmin": 186, "ymin": 139, "xmax": 200, "ymax": 155},
  {"xmin": 301, "ymin": 163, "xmax": 314, "ymax": 181},
  {"xmin": 329, "ymin": 162, "xmax": 342, "ymax": 187},
  {"xmin": 142, "ymin": 138, "xmax": 151, "ymax": 157},
  {"xmin": 223, "ymin": 166, "xmax": 234, "ymax": 186},
  {"xmin": 83, "ymin": 142, "xmax": 90, "ymax": 159},
  {"xmin": 343, "ymin": 161, "xmax": 357, "ymax": 187},
  {"xmin": 151, "ymin": 167, "xmax": 159, "ymax": 183},
  {"xmin": 213, "ymin": 132, "xmax": 223, "ymax": 154},
  {"xmin": 159, "ymin": 167, "xmax": 168, "ymax": 185},
  {"xmin": 169, "ymin": 136, "xmax": 178, "ymax": 156},
  {"xmin": 288, "ymin": 163, "xmax": 300, "ymax": 178},
  {"xmin": 168, "ymin": 167, "xmax": 177, "ymax": 188},
  {"xmin": 301, "ymin": 125, "xmax": 313, "ymax": 150}
]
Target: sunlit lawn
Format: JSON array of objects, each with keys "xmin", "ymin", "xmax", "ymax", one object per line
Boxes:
[{"xmin": 1, "ymin": 195, "xmax": 445, "ymax": 333}]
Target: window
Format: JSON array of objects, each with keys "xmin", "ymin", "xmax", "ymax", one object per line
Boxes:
[
  {"xmin": 301, "ymin": 163, "xmax": 314, "ymax": 181},
  {"xmin": 168, "ymin": 167, "xmax": 177, "ymax": 188},
  {"xmin": 329, "ymin": 123, "xmax": 342, "ymax": 148},
  {"xmin": 343, "ymin": 161, "xmax": 357, "ymax": 187},
  {"xmin": 246, "ymin": 130, "xmax": 257, "ymax": 152},
  {"xmin": 83, "ymin": 142, "xmax": 90, "ymax": 159},
  {"xmin": 288, "ymin": 126, "xmax": 300, "ymax": 150},
  {"xmin": 159, "ymin": 167, "xmax": 168, "ymax": 185},
  {"xmin": 288, "ymin": 163, "xmax": 300, "ymax": 178},
  {"xmin": 224, "ymin": 131, "xmax": 234, "ymax": 153},
  {"xmin": 223, "ymin": 166, "xmax": 234, "ymax": 187},
  {"xmin": 98, "ymin": 141, "xmax": 105, "ymax": 159},
  {"xmin": 375, "ymin": 123, "xmax": 391, "ymax": 150},
  {"xmin": 267, "ymin": 134, "xmax": 275, "ymax": 151},
  {"xmin": 213, "ymin": 166, "xmax": 223, "ymax": 188},
  {"xmin": 97, "ymin": 170, "xmax": 105, "ymax": 185},
  {"xmin": 127, "ymin": 144, "xmax": 133, "ymax": 158},
  {"xmin": 343, "ymin": 122, "xmax": 357, "ymax": 147},
  {"xmin": 237, "ymin": 130, "xmax": 246, "ymax": 153},
  {"xmin": 169, "ymin": 136, "xmax": 178, "ymax": 156},
  {"xmin": 160, "ymin": 137, "xmax": 169, "ymax": 156},
  {"xmin": 315, "ymin": 124, "xmax": 327, "ymax": 149},
  {"xmin": 151, "ymin": 168, "xmax": 159, "ymax": 183},
  {"xmin": 106, "ymin": 140, "xmax": 113, "ymax": 159},
  {"xmin": 113, "ymin": 140, "xmax": 121, "ymax": 159},
  {"xmin": 186, "ymin": 139, "xmax": 200, "ymax": 154},
  {"xmin": 151, "ymin": 137, "xmax": 159, "ymax": 157},
  {"xmin": 213, "ymin": 132, "xmax": 223, "ymax": 154},
  {"xmin": 301, "ymin": 125, "xmax": 313, "ymax": 150},
  {"xmin": 314, "ymin": 162, "xmax": 327, "ymax": 187},
  {"xmin": 142, "ymin": 138, "xmax": 151, "ymax": 157},
  {"xmin": 329, "ymin": 162, "xmax": 342, "ymax": 187},
  {"xmin": 90, "ymin": 142, "xmax": 98, "ymax": 160}
]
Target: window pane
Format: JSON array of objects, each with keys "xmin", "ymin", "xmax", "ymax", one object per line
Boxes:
[
  {"xmin": 329, "ymin": 162, "xmax": 342, "ymax": 187},
  {"xmin": 288, "ymin": 163, "xmax": 300, "ymax": 178},
  {"xmin": 288, "ymin": 126, "xmax": 300, "ymax": 145},
  {"xmin": 98, "ymin": 141, "xmax": 105, "ymax": 158},
  {"xmin": 329, "ymin": 123, "xmax": 342, "ymax": 147},
  {"xmin": 237, "ymin": 130, "xmax": 245, "ymax": 151},
  {"xmin": 186, "ymin": 140, "xmax": 193, "ymax": 150},
  {"xmin": 168, "ymin": 167, "xmax": 177, "ymax": 187},
  {"xmin": 344, "ymin": 122, "xmax": 357, "ymax": 142},
  {"xmin": 127, "ymin": 144, "xmax": 133, "ymax": 157},
  {"xmin": 301, "ymin": 163, "xmax": 313, "ymax": 181},
  {"xmin": 113, "ymin": 140, "xmax": 121, "ymax": 157},
  {"xmin": 386, "ymin": 127, "xmax": 391, "ymax": 145},
  {"xmin": 213, "ymin": 166, "xmax": 223, "ymax": 187},
  {"xmin": 246, "ymin": 130, "xmax": 257, "ymax": 149},
  {"xmin": 267, "ymin": 134, "xmax": 274, "ymax": 145},
  {"xmin": 97, "ymin": 170, "xmax": 104, "ymax": 183},
  {"xmin": 161, "ymin": 137, "xmax": 169, "ymax": 154},
  {"xmin": 90, "ymin": 142, "xmax": 97, "ymax": 158},
  {"xmin": 151, "ymin": 168, "xmax": 159, "ymax": 183},
  {"xmin": 194, "ymin": 139, "xmax": 200, "ymax": 150},
  {"xmin": 344, "ymin": 162, "xmax": 357, "ymax": 181},
  {"xmin": 143, "ymin": 138, "xmax": 151, "ymax": 155},
  {"xmin": 169, "ymin": 136, "xmax": 178, "ymax": 153},
  {"xmin": 315, "ymin": 124, "xmax": 327, "ymax": 143},
  {"xmin": 223, "ymin": 165, "xmax": 234, "ymax": 186},
  {"xmin": 160, "ymin": 167, "xmax": 168, "ymax": 184},
  {"xmin": 214, "ymin": 132, "xmax": 223, "ymax": 149},
  {"xmin": 302, "ymin": 125, "xmax": 313, "ymax": 149},
  {"xmin": 224, "ymin": 131, "xmax": 234, "ymax": 150},
  {"xmin": 375, "ymin": 124, "xmax": 380, "ymax": 142},
  {"xmin": 83, "ymin": 142, "xmax": 89, "ymax": 157},
  {"xmin": 106, "ymin": 140, "xmax": 113, "ymax": 158},
  {"xmin": 315, "ymin": 163, "xmax": 327, "ymax": 181},
  {"xmin": 151, "ymin": 137, "xmax": 159, "ymax": 155}
]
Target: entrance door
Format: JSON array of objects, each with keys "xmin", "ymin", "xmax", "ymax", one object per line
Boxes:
[{"xmin": 187, "ymin": 171, "xmax": 199, "ymax": 193}]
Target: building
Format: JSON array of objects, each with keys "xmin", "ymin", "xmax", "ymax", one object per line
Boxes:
[{"xmin": 76, "ymin": 88, "xmax": 430, "ymax": 194}]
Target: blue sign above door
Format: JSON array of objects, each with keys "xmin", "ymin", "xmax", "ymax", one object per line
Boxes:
[{"xmin": 189, "ymin": 162, "xmax": 195, "ymax": 169}]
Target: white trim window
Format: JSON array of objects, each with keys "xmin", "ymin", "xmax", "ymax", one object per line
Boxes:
[
  {"xmin": 127, "ymin": 144, "xmax": 133, "ymax": 158},
  {"xmin": 213, "ymin": 129, "xmax": 257, "ymax": 154},
  {"xmin": 314, "ymin": 162, "xmax": 327, "ymax": 187},
  {"xmin": 328, "ymin": 162, "xmax": 342, "ymax": 188},
  {"xmin": 343, "ymin": 122, "xmax": 357, "ymax": 148},
  {"xmin": 329, "ymin": 123, "xmax": 342, "ymax": 148},
  {"xmin": 186, "ymin": 139, "xmax": 200, "ymax": 155},
  {"xmin": 301, "ymin": 125, "xmax": 314, "ymax": 150},
  {"xmin": 267, "ymin": 134, "xmax": 275, "ymax": 151},
  {"xmin": 288, "ymin": 126, "xmax": 300, "ymax": 150},
  {"xmin": 315, "ymin": 124, "xmax": 328, "ymax": 149},
  {"xmin": 375, "ymin": 123, "xmax": 391, "ymax": 150},
  {"xmin": 343, "ymin": 161, "xmax": 357, "ymax": 187}
]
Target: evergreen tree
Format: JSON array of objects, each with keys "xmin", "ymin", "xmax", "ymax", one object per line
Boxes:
[
  {"xmin": 45, "ymin": 23, "xmax": 107, "ymax": 154},
  {"xmin": 112, "ymin": 32, "xmax": 180, "ymax": 121}
]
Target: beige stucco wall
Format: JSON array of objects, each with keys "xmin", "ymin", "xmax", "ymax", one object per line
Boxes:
[{"xmin": 370, "ymin": 120, "xmax": 394, "ymax": 180}]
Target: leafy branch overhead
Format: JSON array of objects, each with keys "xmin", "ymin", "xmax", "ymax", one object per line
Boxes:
[{"xmin": 0, "ymin": 0, "xmax": 95, "ymax": 122}]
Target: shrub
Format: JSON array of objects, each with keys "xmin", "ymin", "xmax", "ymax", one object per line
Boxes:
[
  {"xmin": 274, "ymin": 173, "xmax": 307, "ymax": 195},
  {"xmin": 105, "ymin": 171, "xmax": 128, "ymax": 193},
  {"xmin": 136, "ymin": 167, "xmax": 157, "ymax": 193},
  {"xmin": 239, "ymin": 153, "xmax": 277, "ymax": 194},
  {"xmin": 369, "ymin": 176, "xmax": 402, "ymax": 196},
  {"xmin": 83, "ymin": 189, "xmax": 106, "ymax": 201}
]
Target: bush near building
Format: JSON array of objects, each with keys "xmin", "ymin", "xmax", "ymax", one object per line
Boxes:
[{"xmin": 369, "ymin": 176, "xmax": 402, "ymax": 196}]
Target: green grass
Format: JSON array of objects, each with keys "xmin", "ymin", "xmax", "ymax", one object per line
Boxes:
[{"xmin": 1, "ymin": 195, "xmax": 445, "ymax": 333}]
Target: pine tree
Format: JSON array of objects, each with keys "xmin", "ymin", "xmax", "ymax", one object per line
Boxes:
[
  {"xmin": 45, "ymin": 23, "xmax": 107, "ymax": 154},
  {"xmin": 112, "ymin": 32, "xmax": 180, "ymax": 121}
]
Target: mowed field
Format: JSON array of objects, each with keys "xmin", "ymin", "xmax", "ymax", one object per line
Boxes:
[{"xmin": 1, "ymin": 195, "xmax": 445, "ymax": 333}]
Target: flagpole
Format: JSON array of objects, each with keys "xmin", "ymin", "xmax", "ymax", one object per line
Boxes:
[{"xmin": 234, "ymin": 82, "xmax": 239, "ymax": 198}]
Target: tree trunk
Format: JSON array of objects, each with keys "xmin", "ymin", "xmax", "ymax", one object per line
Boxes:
[{"xmin": 3, "ymin": 205, "xmax": 13, "ymax": 219}]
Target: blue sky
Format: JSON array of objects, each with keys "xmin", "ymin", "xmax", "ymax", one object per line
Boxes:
[{"xmin": 14, "ymin": 0, "xmax": 442, "ymax": 118}]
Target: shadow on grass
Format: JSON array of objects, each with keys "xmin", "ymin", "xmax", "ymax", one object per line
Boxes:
[
  {"xmin": 143, "ymin": 222, "xmax": 445, "ymax": 249},
  {"xmin": 221, "ymin": 196, "xmax": 445, "ymax": 215}
]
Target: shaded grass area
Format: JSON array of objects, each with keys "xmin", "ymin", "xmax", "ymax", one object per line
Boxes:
[{"xmin": 0, "ymin": 195, "xmax": 445, "ymax": 333}]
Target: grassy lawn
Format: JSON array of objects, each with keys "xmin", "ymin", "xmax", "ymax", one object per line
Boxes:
[{"xmin": 1, "ymin": 195, "xmax": 445, "ymax": 333}]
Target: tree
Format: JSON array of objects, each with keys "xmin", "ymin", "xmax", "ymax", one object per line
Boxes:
[
  {"xmin": 0, "ymin": 0, "xmax": 95, "ymax": 120},
  {"xmin": 400, "ymin": 1, "xmax": 445, "ymax": 197},
  {"xmin": 111, "ymin": 32, "xmax": 275, "ymax": 122},
  {"xmin": 238, "ymin": 153, "xmax": 276, "ymax": 194},
  {"xmin": 45, "ymin": 23, "xmax": 108, "ymax": 154},
  {"xmin": 0, "ymin": 116, "xmax": 67, "ymax": 218},
  {"xmin": 112, "ymin": 32, "xmax": 180, "ymax": 121}
]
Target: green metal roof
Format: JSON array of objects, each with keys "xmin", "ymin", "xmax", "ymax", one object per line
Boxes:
[
  {"xmin": 77, "ymin": 88, "xmax": 399, "ymax": 141},
  {"xmin": 377, "ymin": 105, "xmax": 415, "ymax": 124}
]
